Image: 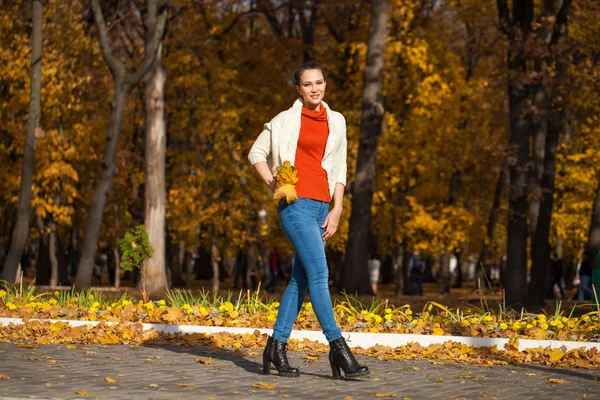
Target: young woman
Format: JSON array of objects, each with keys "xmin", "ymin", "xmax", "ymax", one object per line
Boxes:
[{"xmin": 248, "ymin": 61, "xmax": 369, "ymax": 379}]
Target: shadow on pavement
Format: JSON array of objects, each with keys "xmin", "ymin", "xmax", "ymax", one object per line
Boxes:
[
  {"xmin": 142, "ymin": 342, "xmax": 334, "ymax": 380},
  {"xmin": 511, "ymin": 362, "xmax": 600, "ymax": 381}
]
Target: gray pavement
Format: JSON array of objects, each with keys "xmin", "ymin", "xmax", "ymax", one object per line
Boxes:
[{"xmin": 0, "ymin": 342, "xmax": 598, "ymax": 399}]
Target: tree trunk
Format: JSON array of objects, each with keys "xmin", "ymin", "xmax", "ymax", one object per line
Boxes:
[
  {"xmin": 143, "ymin": 46, "xmax": 167, "ymax": 297},
  {"xmin": 497, "ymin": 0, "xmax": 534, "ymax": 307},
  {"xmin": 479, "ymin": 160, "xmax": 508, "ymax": 267},
  {"xmin": 341, "ymin": 0, "xmax": 389, "ymax": 295},
  {"xmin": 586, "ymin": 173, "xmax": 600, "ymax": 258},
  {"xmin": 211, "ymin": 237, "xmax": 220, "ymax": 293},
  {"xmin": 3, "ymin": 0, "xmax": 43, "ymax": 283},
  {"xmin": 529, "ymin": 1, "xmax": 571, "ymax": 306},
  {"xmin": 75, "ymin": 88, "xmax": 129, "ymax": 288},
  {"xmin": 75, "ymin": 0, "xmax": 167, "ymax": 289}
]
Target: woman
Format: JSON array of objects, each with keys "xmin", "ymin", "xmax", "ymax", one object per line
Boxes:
[{"xmin": 248, "ymin": 61, "xmax": 369, "ymax": 379}]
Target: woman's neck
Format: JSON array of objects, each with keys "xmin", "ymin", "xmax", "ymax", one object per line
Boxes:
[{"xmin": 303, "ymin": 102, "xmax": 321, "ymax": 111}]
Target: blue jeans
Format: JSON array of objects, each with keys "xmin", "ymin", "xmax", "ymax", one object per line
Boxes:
[{"xmin": 272, "ymin": 198, "xmax": 342, "ymax": 343}]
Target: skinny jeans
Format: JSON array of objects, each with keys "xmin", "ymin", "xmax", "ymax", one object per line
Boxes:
[{"xmin": 272, "ymin": 198, "xmax": 342, "ymax": 343}]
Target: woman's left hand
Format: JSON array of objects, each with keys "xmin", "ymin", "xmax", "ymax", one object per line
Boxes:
[{"xmin": 321, "ymin": 207, "xmax": 342, "ymax": 240}]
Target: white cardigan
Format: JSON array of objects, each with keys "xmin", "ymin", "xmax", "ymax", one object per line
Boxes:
[{"xmin": 248, "ymin": 98, "xmax": 347, "ymax": 198}]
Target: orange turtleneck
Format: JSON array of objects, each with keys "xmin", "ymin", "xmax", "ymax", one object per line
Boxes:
[{"xmin": 294, "ymin": 105, "xmax": 331, "ymax": 202}]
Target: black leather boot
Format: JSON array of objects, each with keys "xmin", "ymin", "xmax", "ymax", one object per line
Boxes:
[
  {"xmin": 262, "ymin": 336, "xmax": 300, "ymax": 377},
  {"xmin": 329, "ymin": 337, "xmax": 370, "ymax": 379}
]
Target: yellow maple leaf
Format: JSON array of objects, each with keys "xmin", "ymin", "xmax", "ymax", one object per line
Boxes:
[
  {"xmin": 545, "ymin": 378, "xmax": 566, "ymax": 384},
  {"xmin": 274, "ymin": 184, "xmax": 298, "ymax": 204},
  {"xmin": 162, "ymin": 307, "xmax": 182, "ymax": 322},
  {"xmin": 0, "ymin": 374, "xmax": 9, "ymax": 380},
  {"xmin": 548, "ymin": 349, "xmax": 565, "ymax": 363},
  {"xmin": 373, "ymin": 393, "xmax": 397, "ymax": 398},
  {"xmin": 74, "ymin": 390, "xmax": 91, "ymax": 395},
  {"xmin": 275, "ymin": 161, "xmax": 299, "ymax": 185},
  {"xmin": 273, "ymin": 161, "xmax": 298, "ymax": 204},
  {"xmin": 104, "ymin": 377, "xmax": 116, "ymax": 383},
  {"xmin": 195, "ymin": 357, "xmax": 212, "ymax": 365},
  {"xmin": 252, "ymin": 382, "xmax": 276, "ymax": 389}
]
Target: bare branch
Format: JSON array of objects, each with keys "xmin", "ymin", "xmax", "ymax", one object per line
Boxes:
[
  {"xmin": 550, "ymin": 0, "xmax": 571, "ymax": 47},
  {"xmin": 92, "ymin": 0, "xmax": 125, "ymax": 80},
  {"xmin": 128, "ymin": 1, "xmax": 168, "ymax": 89}
]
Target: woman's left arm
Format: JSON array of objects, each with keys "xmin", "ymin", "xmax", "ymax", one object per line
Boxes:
[
  {"xmin": 322, "ymin": 114, "xmax": 348, "ymax": 240},
  {"xmin": 321, "ymin": 182, "xmax": 345, "ymax": 241}
]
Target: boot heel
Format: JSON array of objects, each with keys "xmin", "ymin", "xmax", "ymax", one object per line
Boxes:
[
  {"xmin": 330, "ymin": 362, "xmax": 342, "ymax": 379},
  {"xmin": 329, "ymin": 353, "xmax": 342, "ymax": 379},
  {"xmin": 262, "ymin": 353, "xmax": 270, "ymax": 375}
]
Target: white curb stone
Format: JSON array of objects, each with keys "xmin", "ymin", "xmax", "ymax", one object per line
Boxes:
[{"xmin": 1, "ymin": 317, "xmax": 597, "ymax": 352}]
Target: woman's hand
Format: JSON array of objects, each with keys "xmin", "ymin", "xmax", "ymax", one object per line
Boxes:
[{"xmin": 321, "ymin": 207, "xmax": 342, "ymax": 240}]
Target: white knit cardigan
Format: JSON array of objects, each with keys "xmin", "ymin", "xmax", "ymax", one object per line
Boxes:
[{"xmin": 248, "ymin": 98, "xmax": 347, "ymax": 198}]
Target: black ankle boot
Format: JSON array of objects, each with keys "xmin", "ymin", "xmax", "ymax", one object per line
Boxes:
[
  {"xmin": 329, "ymin": 337, "xmax": 370, "ymax": 379},
  {"xmin": 262, "ymin": 336, "xmax": 300, "ymax": 377}
]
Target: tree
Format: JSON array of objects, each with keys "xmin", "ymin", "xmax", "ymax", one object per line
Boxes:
[
  {"xmin": 3, "ymin": 0, "xmax": 43, "ymax": 284},
  {"xmin": 341, "ymin": 0, "xmax": 389, "ymax": 295},
  {"xmin": 143, "ymin": 3, "xmax": 168, "ymax": 297},
  {"xmin": 529, "ymin": 0, "xmax": 572, "ymax": 306},
  {"xmin": 75, "ymin": 0, "xmax": 167, "ymax": 289},
  {"xmin": 586, "ymin": 174, "xmax": 600, "ymax": 259}
]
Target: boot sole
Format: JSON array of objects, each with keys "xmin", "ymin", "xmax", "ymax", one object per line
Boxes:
[
  {"xmin": 279, "ymin": 372, "xmax": 300, "ymax": 378},
  {"xmin": 343, "ymin": 370, "xmax": 370, "ymax": 379}
]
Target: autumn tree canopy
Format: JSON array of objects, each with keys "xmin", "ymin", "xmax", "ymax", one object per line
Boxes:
[{"xmin": 1, "ymin": 0, "xmax": 599, "ymax": 303}]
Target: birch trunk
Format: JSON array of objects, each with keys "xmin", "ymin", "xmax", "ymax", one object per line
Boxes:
[{"xmin": 143, "ymin": 46, "xmax": 168, "ymax": 297}]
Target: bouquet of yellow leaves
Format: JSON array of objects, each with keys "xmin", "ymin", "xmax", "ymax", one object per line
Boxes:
[{"xmin": 273, "ymin": 161, "xmax": 299, "ymax": 204}]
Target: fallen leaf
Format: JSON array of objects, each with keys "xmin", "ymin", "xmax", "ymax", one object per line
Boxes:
[
  {"xmin": 374, "ymin": 394, "xmax": 397, "ymax": 398},
  {"xmin": 195, "ymin": 357, "xmax": 212, "ymax": 365},
  {"xmin": 525, "ymin": 373, "xmax": 536, "ymax": 376},
  {"xmin": 104, "ymin": 377, "xmax": 116, "ymax": 383},
  {"xmin": 545, "ymin": 378, "xmax": 565, "ymax": 384},
  {"xmin": 253, "ymin": 382, "xmax": 276, "ymax": 389},
  {"xmin": 548, "ymin": 349, "xmax": 564, "ymax": 363},
  {"xmin": 458, "ymin": 375, "xmax": 487, "ymax": 381},
  {"xmin": 178, "ymin": 383, "xmax": 197, "ymax": 387},
  {"xmin": 232, "ymin": 349, "xmax": 248, "ymax": 356},
  {"xmin": 412, "ymin": 367, "xmax": 420, "ymax": 371},
  {"xmin": 18, "ymin": 344, "xmax": 37, "ymax": 349},
  {"xmin": 0, "ymin": 374, "xmax": 10, "ymax": 380},
  {"xmin": 162, "ymin": 307, "xmax": 183, "ymax": 322},
  {"xmin": 74, "ymin": 391, "xmax": 91, "ymax": 395},
  {"xmin": 149, "ymin": 384, "xmax": 159, "ymax": 388}
]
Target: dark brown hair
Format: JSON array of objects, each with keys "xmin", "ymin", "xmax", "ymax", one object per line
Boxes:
[{"xmin": 293, "ymin": 61, "xmax": 327, "ymax": 86}]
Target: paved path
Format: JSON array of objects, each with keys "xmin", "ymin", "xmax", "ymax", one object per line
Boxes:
[{"xmin": 0, "ymin": 342, "xmax": 598, "ymax": 399}]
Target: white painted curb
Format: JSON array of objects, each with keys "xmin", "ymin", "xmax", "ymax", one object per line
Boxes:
[{"xmin": 1, "ymin": 317, "xmax": 598, "ymax": 352}]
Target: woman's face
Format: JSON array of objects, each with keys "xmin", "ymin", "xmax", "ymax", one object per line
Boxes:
[{"xmin": 296, "ymin": 69, "xmax": 326, "ymax": 110}]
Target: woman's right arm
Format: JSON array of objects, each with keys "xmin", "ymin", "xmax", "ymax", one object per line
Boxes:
[
  {"xmin": 248, "ymin": 119, "xmax": 275, "ymax": 188},
  {"xmin": 253, "ymin": 161, "xmax": 274, "ymax": 188}
]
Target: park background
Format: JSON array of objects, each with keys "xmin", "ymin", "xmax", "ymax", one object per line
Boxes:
[{"xmin": 1, "ymin": 0, "xmax": 599, "ymax": 311}]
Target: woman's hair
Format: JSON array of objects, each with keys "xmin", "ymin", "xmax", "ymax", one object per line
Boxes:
[{"xmin": 293, "ymin": 61, "xmax": 327, "ymax": 86}]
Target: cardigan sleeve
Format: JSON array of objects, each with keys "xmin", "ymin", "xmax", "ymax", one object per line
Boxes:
[
  {"xmin": 248, "ymin": 120, "xmax": 273, "ymax": 165},
  {"xmin": 336, "ymin": 115, "xmax": 348, "ymax": 186}
]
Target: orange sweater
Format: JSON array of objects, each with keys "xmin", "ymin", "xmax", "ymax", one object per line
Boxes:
[{"xmin": 294, "ymin": 106, "xmax": 331, "ymax": 202}]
